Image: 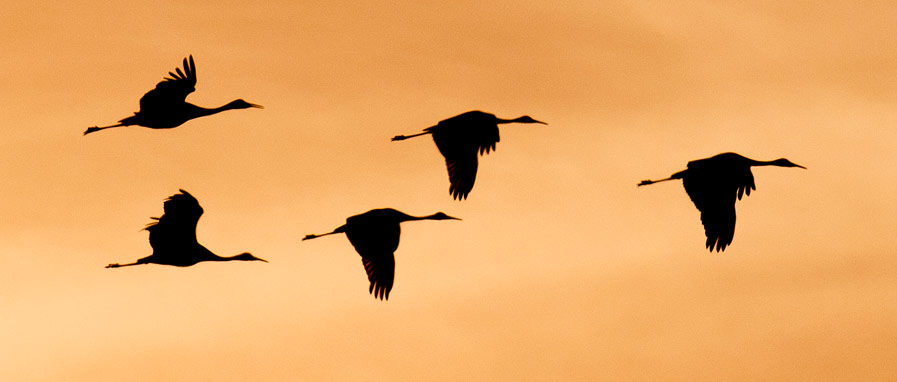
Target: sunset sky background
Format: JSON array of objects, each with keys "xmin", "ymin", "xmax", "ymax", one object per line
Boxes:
[{"xmin": 2, "ymin": 1, "xmax": 896, "ymax": 380}]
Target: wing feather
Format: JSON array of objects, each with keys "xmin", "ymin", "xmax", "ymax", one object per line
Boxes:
[
  {"xmin": 682, "ymin": 173, "xmax": 737, "ymax": 252},
  {"xmin": 362, "ymin": 254, "xmax": 396, "ymax": 300},
  {"xmin": 445, "ymin": 153, "xmax": 478, "ymax": 200},
  {"xmin": 344, "ymin": 214, "xmax": 400, "ymax": 300},
  {"xmin": 138, "ymin": 55, "xmax": 197, "ymax": 113},
  {"xmin": 145, "ymin": 189, "xmax": 203, "ymax": 252},
  {"xmin": 428, "ymin": 111, "xmax": 500, "ymax": 200}
]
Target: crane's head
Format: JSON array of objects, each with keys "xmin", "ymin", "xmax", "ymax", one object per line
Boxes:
[
  {"xmin": 232, "ymin": 252, "xmax": 268, "ymax": 262},
  {"xmin": 513, "ymin": 116, "xmax": 547, "ymax": 125},
  {"xmin": 227, "ymin": 99, "xmax": 264, "ymax": 109},
  {"xmin": 772, "ymin": 158, "xmax": 806, "ymax": 169}
]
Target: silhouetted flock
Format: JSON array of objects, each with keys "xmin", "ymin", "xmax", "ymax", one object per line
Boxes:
[{"xmin": 94, "ymin": 56, "xmax": 805, "ymax": 301}]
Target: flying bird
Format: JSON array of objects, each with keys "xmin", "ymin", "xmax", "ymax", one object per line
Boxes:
[
  {"xmin": 302, "ymin": 208, "xmax": 461, "ymax": 300},
  {"xmin": 392, "ymin": 110, "xmax": 546, "ymax": 200},
  {"xmin": 105, "ymin": 189, "xmax": 266, "ymax": 268},
  {"xmin": 637, "ymin": 152, "xmax": 805, "ymax": 252},
  {"xmin": 84, "ymin": 55, "xmax": 262, "ymax": 135}
]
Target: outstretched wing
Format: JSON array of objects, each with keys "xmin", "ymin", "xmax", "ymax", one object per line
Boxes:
[
  {"xmin": 137, "ymin": 55, "xmax": 197, "ymax": 113},
  {"xmin": 428, "ymin": 113, "xmax": 500, "ymax": 200},
  {"xmin": 681, "ymin": 173, "xmax": 737, "ymax": 252},
  {"xmin": 442, "ymin": 110, "xmax": 501, "ymax": 155},
  {"xmin": 474, "ymin": 121, "xmax": 500, "ymax": 155},
  {"xmin": 344, "ymin": 216, "xmax": 400, "ymax": 300},
  {"xmin": 445, "ymin": 152, "xmax": 478, "ymax": 200},
  {"xmin": 361, "ymin": 253, "xmax": 396, "ymax": 300},
  {"xmin": 145, "ymin": 189, "xmax": 204, "ymax": 252}
]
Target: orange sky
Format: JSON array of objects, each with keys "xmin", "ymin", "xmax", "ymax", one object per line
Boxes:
[{"xmin": 2, "ymin": 1, "xmax": 896, "ymax": 380}]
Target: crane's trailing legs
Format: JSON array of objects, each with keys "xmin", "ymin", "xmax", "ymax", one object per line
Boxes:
[
  {"xmin": 105, "ymin": 261, "xmax": 142, "ymax": 268},
  {"xmin": 84, "ymin": 123, "xmax": 125, "ymax": 135},
  {"xmin": 302, "ymin": 229, "xmax": 345, "ymax": 241},
  {"xmin": 391, "ymin": 131, "xmax": 431, "ymax": 141},
  {"xmin": 638, "ymin": 170, "xmax": 686, "ymax": 186}
]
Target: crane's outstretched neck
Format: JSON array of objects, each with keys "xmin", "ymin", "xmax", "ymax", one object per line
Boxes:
[
  {"xmin": 218, "ymin": 252, "xmax": 267, "ymax": 262},
  {"xmin": 403, "ymin": 212, "xmax": 461, "ymax": 222},
  {"xmin": 751, "ymin": 158, "xmax": 807, "ymax": 169},
  {"xmin": 193, "ymin": 105, "xmax": 232, "ymax": 118},
  {"xmin": 191, "ymin": 99, "xmax": 263, "ymax": 118},
  {"xmin": 391, "ymin": 131, "xmax": 431, "ymax": 141},
  {"xmin": 497, "ymin": 116, "xmax": 547, "ymax": 125}
]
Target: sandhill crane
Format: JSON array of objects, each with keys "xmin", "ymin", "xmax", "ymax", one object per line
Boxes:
[
  {"xmin": 392, "ymin": 110, "xmax": 546, "ymax": 200},
  {"xmin": 105, "ymin": 189, "xmax": 266, "ymax": 268},
  {"xmin": 638, "ymin": 152, "xmax": 805, "ymax": 252},
  {"xmin": 84, "ymin": 55, "xmax": 262, "ymax": 135},
  {"xmin": 302, "ymin": 208, "xmax": 461, "ymax": 300}
]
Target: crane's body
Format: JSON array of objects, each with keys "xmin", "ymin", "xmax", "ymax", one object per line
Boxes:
[
  {"xmin": 638, "ymin": 152, "xmax": 805, "ymax": 252},
  {"xmin": 392, "ymin": 110, "xmax": 546, "ymax": 200},
  {"xmin": 85, "ymin": 55, "xmax": 262, "ymax": 135},
  {"xmin": 302, "ymin": 208, "xmax": 460, "ymax": 300},
  {"xmin": 105, "ymin": 190, "xmax": 266, "ymax": 268}
]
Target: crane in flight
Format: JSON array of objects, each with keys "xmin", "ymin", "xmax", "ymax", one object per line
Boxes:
[
  {"xmin": 85, "ymin": 55, "xmax": 262, "ymax": 135},
  {"xmin": 302, "ymin": 208, "xmax": 460, "ymax": 300},
  {"xmin": 392, "ymin": 110, "xmax": 546, "ymax": 200},
  {"xmin": 638, "ymin": 152, "xmax": 805, "ymax": 252},
  {"xmin": 105, "ymin": 189, "xmax": 266, "ymax": 268}
]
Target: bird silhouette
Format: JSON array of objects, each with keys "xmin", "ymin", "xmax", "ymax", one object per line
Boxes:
[
  {"xmin": 105, "ymin": 189, "xmax": 266, "ymax": 268},
  {"xmin": 302, "ymin": 208, "xmax": 461, "ymax": 300},
  {"xmin": 392, "ymin": 110, "xmax": 546, "ymax": 200},
  {"xmin": 637, "ymin": 152, "xmax": 805, "ymax": 252},
  {"xmin": 84, "ymin": 55, "xmax": 262, "ymax": 135}
]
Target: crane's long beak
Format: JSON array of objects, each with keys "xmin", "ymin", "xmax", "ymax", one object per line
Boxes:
[
  {"xmin": 533, "ymin": 119, "xmax": 547, "ymax": 125},
  {"xmin": 249, "ymin": 103, "xmax": 264, "ymax": 109}
]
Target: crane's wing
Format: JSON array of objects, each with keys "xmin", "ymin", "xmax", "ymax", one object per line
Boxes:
[
  {"xmin": 439, "ymin": 110, "xmax": 501, "ymax": 155},
  {"xmin": 476, "ymin": 124, "xmax": 500, "ymax": 155},
  {"xmin": 682, "ymin": 174, "xmax": 738, "ymax": 252},
  {"xmin": 445, "ymin": 152, "xmax": 478, "ymax": 200},
  {"xmin": 428, "ymin": 128, "xmax": 485, "ymax": 200},
  {"xmin": 137, "ymin": 56, "xmax": 197, "ymax": 113},
  {"xmin": 145, "ymin": 189, "xmax": 204, "ymax": 252},
  {"xmin": 344, "ymin": 217, "xmax": 399, "ymax": 300},
  {"xmin": 735, "ymin": 166, "xmax": 756, "ymax": 200},
  {"xmin": 361, "ymin": 253, "xmax": 396, "ymax": 300}
]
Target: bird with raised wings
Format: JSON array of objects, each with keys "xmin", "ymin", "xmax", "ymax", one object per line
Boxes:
[
  {"xmin": 302, "ymin": 208, "xmax": 461, "ymax": 300},
  {"xmin": 392, "ymin": 110, "xmax": 546, "ymax": 200},
  {"xmin": 84, "ymin": 55, "xmax": 262, "ymax": 135},
  {"xmin": 638, "ymin": 152, "xmax": 805, "ymax": 252},
  {"xmin": 105, "ymin": 189, "xmax": 266, "ymax": 268}
]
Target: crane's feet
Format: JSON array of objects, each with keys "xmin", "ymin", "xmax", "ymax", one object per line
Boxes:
[
  {"xmin": 637, "ymin": 180, "xmax": 654, "ymax": 186},
  {"xmin": 391, "ymin": 135, "xmax": 408, "ymax": 141},
  {"xmin": 84, "ymin": 127, "xmax": 100, "ymax": 135},
  {"xmin": 105, "ymin": 263, "xmax": 121, "ymax": 268},
  {"xmin": 301, "ymin": 234, "xmax": 317, "ymax": 241}
]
